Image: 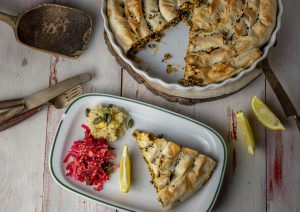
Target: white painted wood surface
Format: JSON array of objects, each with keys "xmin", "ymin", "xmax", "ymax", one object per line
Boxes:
[{"xmin": 0, "ymin": 0, "xmax": 299, "ymax": 212}]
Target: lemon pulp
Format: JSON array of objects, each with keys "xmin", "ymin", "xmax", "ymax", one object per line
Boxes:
[
  {"xmin": 119, "ymin": 144, "xmax": 131, "ymax": 193},
  {"xmin": 251, "ymin": 96, "xmax": 285, "ymax": 130},
  {"xmin": 236, "ymin": 111, "xmax": 255, "ymax": 156}
]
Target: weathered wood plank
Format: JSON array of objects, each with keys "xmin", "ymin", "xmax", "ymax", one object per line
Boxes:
[
  {"xmin": 209, "ymin": 77, "xmax": 266, "ymax": 212},
  {"xmin": 0, "ymin": 1, "xmax": 51, "ymax": 211},
  {"xmin": 266, "ymin": 0, "xmax": 300, "ymax": 209},
  {"xmin": 122, "ymin": 69, "xmax": 267, "ymax": 211},
  {"xmin": 41, "ymin": 0, "xmax": 121, "ymax": 211}
]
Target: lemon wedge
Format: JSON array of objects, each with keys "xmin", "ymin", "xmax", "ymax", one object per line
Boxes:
[
  {"xmin": 236, "ymin": 111, "xmax": 255, "ymax": 156},
  {"xmin": 119, "ymin": 144, "xmax": 131, "ymax": 193},
  {"xmin": 251, "ymin": 96, "xmax": 285, "ymax": 130}
]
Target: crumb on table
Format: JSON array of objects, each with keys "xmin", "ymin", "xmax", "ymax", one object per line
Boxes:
[
  {"xmin": 166, "ymin": 64, "xmax": 177, "ymax": 74},
  {"xmin": 153, "ymin": 33, "xmax": 164, "ymax": 42},
  {"xmin": 162, "ymin": 53, "xmax": 172, "ymax": 62},
  {"xmin": 148, "ymin": 44, "xmax": 156, "ymax": 49}
]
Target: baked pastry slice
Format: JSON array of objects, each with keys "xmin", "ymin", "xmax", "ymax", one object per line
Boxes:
[{"xmin": 133, "ymin": 130, "xmax": 217, "ymax": 210}]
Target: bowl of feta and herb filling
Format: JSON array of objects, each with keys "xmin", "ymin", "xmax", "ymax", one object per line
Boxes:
[{"xmin": 86, "ymin": 104, "xmax": 133, "ymax": 142}]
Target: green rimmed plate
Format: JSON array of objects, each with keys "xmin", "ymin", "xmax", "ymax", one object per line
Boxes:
[{"xmin": 49, "ymin": 93, "xmax": 227, "ymax": 212}]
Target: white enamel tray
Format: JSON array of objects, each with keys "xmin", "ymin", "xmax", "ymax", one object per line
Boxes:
[
  {"xmin": 50, "ymin": 94, "xmax": 227, "ymax": 211},
  {"xmin": 101, "ymin": 0, "xmax": 283, "ymax": 92}
]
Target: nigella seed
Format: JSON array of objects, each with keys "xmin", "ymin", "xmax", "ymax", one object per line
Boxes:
[
  {"xmin": 148, "ymin": 133, "xmax": 155, "ymax": 140},
  {"xmin": 170, "ymin": 172, "xmax": 175, "ymax": 180},
  {"xmin": 85, "ymin": 177, "xmax": 91, "ymax": 185}
]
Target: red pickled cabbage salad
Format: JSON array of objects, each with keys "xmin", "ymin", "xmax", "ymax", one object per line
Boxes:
[{"xmin": 63, "ymin": 124, "xmax": 115, "ymax": 191}]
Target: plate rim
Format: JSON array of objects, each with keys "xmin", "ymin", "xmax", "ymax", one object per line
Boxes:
[
  {"xmin": 101, "ymin": 0, "xmax": 283, "ymax": 92},
  {"xmin": 49, "ymin": 93, "xmax": 228, "ymax": 212}
]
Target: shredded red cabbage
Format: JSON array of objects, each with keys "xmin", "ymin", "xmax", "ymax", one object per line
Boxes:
[{"xmin": 63, "ymin": 124, "xmax": 115, "ymax": 191}]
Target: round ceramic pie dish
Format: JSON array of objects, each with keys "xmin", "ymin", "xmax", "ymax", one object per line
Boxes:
[{"xmin": 101, "ymin": 0, "xmax": 283, "ymax": 92}]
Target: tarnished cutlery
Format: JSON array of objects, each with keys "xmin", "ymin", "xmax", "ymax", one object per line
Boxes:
[
  {"xmin": 0, "ymin": 85, "xmax": 84, "ymax": 132},
  {"xmin": 262, "ymin": 58, "xmax": 300, "ymax": 133},
  {"xmin": 0, "ymin": 73, "xmax": 91, "ymax": 125}
]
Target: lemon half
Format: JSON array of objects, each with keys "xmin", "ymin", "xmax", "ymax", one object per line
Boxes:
[
  {"xmin": 251, "ymin": 96, "xmax": 285, "ymax": 130},
  {"xmin": 236, "ymin": 111, "xmax": 255, "ymax": 156},
  {"xmin": 119, "ymin": 144, "xmax": 131, "ymax": 193}
]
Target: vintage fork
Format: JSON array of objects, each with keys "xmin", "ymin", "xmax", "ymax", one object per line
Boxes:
[{"xmin": 0, "ymin": 85, "xmax": 84, "ymax": 131}]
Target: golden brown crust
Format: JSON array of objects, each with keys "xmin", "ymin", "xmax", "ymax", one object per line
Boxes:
[
  {"xmin": 159, "ymin": 155, "xmax": 216, "ymax": 210},
  {"xmin": 106, "ymin": 0, "xmax": 202, "ymax": 55},
  {"xmin": 182, "ymin": 48, "xmax": 261, "ymax": 85},
  {"xmin": 107, "ymin": 0, "xmax": 140, "ymax": 53},
  {"xmin": 125, "ymin": 0, "xmax": 152, "ymax": 38},
  {"xmin": 133, "ymin": 130, "xmax": 217, "ymax": 210},
  {"xmin": 144, "ymin": 0, "xmax": 167, "ymax": 31},
  {"xmin": 159, "ymin": 0, "xmax": 178, "ymax": 22},
  {"xmin": 181, "ymin": 0, "xmax": 277, "ymax": 86},
  {"xmin": 251, "ymin": 0, "xmax": 277, "ymax": 46}
]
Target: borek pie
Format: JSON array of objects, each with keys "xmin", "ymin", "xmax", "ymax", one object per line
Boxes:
[
  {"xmin": 133, "ymin": 130, "xmax": 216, "ymax": 210},
  {"xmin": 106, "ymin": 0, "xmax": 277, "ymax": 86}
]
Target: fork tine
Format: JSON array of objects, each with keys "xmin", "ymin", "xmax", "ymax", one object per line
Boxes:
[
  {"xmin": 66, "ymin": 91, "xmax": 83, "ymax": 101},
  {"xmin": 64, "ymin": 85, "xmax": 83, "ymax": 95},
  {"xmin": 50, "ymin": 85, "xmax": 84, "ymax": 109},
  {"xmin": 0, "ymin": 85, "xmax": 85, "ymax": 131},
  {"xmin": 65, "ymin": 87, "xmax": 84, "ymax": 100}
]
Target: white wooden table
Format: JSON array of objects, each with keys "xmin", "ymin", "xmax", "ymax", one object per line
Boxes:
[{"xmin": 1, "ymin": 0, "xmax": 299, "ymax": 211}]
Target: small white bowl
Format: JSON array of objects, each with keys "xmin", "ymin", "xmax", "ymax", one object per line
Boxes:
[{"xmin": 101, "ymin": 0, "xmax": 283, "ymax": 92}]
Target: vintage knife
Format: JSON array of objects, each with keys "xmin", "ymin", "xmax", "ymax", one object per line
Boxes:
[
  {"xmin": 262, "ymin": 58, "xmax": 300, "ymax": 132},
  {"xmin": 0, "ymin": 73, "xmax": 91, "ymax": 124}
]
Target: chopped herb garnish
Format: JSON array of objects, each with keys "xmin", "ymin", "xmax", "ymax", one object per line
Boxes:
[
  {"xmin": 127, "ymin": 119, "xmax": 134, "ymax": 128},
  {"xmin": 101, "ymin": 108, "xmax": 110, "ymax": 116},
  {"xmin": 93, "ymin": 117, "xmax": 102, "ymax": 125},
  {"xmin": 105, "ymin": 114, "xmax": 112, "ymax": 123}
]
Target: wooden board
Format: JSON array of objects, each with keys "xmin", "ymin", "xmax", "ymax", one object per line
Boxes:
[
  {"xmin": 0, "ymin": 1, "xmax": 50, "ymax": 211},
  {"xmin": 104, "ymin": 32, "xmax": 262, "ymax": 105}
]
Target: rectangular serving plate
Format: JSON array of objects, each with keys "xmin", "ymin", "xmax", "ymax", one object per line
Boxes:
[{"xmin": 49, "ymin": 93, "xmax": 227, "ymax": 212}]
